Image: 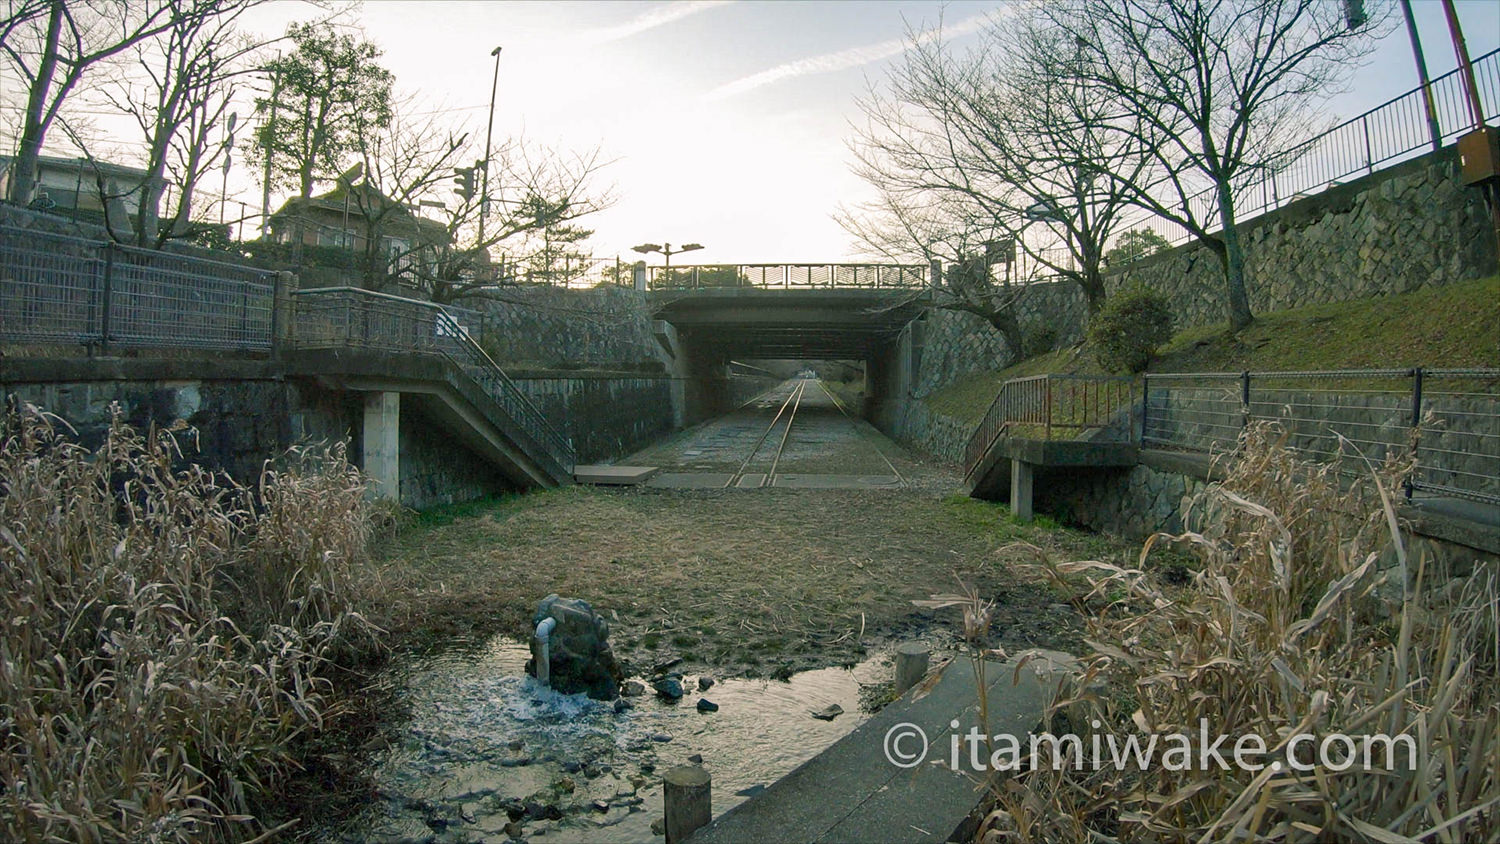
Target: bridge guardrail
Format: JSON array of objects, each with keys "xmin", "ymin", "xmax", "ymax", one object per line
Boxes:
[
  {"xmin": 291, "ymin": 287, "xmax": 575, "ymax": 475},
  {"xmin": 964, "ymin": 374, "xmax": 1137, "ymax": 481},
  {"xmin": 648, "ymin": 263, "xmax": 929, "ymax": 290},
  {"xmin": 0, "ymin": 225, "xmax": 276, "ymax": 351}
]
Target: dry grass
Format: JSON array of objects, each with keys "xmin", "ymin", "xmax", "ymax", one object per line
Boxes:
[
  {"xmin": 0, "ymin": 401, "xmax": 377, "ymax": 843},
  {"xmin": 365, "ymin": 486, "xmax": 1123, "ymax": 677},
  {"xmin": 980, "ymin": 422, "xmax": 1500, "ymax": 842}
]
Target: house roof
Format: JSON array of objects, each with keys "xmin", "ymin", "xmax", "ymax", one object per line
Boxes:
[
  {"xmin": 0, "ymin": 153, "xmax": 149, "ymax": 182},
  {"xmin": 270, "ymin": 182, "xmax": 450, "ymax": 244}
]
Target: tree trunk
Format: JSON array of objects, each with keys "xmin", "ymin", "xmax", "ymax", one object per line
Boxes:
[
  {"xmin": 1215, "ymin": 179, "xmax": 1253, "ymax": 330},
  {"xmin": 8, "ymin": 0, "xmax": 63, "ymax": 205}
]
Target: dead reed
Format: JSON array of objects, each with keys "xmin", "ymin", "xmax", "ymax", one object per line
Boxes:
[
  {"xmin": 0, "ymin": 401, "xmax": 377, "ymax": 842},
  {"xmin": 982, "ymin": 421, "xmax": 1500, "ymax": 842}
]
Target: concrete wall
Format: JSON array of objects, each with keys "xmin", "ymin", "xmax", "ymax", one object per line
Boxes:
[{"xmin": 400, "ymin": 400, "xmax": 514, "ymax": 509}]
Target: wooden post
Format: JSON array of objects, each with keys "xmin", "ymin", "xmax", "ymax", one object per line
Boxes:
[
  {"xmin": 894, "ymin": 642, "xmax": 930, "ymax": 695},
  {"xmin": 664, "ymin": 765, "xmax": 712, "ymax": 844}
]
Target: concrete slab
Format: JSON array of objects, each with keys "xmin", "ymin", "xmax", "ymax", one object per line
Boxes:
[
  {"xmin": 736, "ymin": 474, "xmax": 767, "ymax": 488},
  {"xmin": 772, "ymin": 474, "xmax": 902, "ymax": 489},
  {"xmin": 689, "ymin": 652, "xmax": 1069, "ymax": 844},
  {"xmin": 573, "ymin": 465, "xmax": 660, "ymax": 485},
  {"xmin": 647, "ymin": 472, "xmax": 736, "ymax": 489}
]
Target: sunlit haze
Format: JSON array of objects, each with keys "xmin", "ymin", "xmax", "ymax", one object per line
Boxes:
[{"xmin": 4, "ymin": 0, "xmax": 1498, "ymax": 264}]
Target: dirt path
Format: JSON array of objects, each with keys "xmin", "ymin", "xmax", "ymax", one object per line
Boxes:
[{"xmin": 366, "ymin": 479, "xmax": 1129, "ymax": 679}]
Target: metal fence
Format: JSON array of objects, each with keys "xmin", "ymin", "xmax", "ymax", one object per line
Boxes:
[
  {"xmin": 292, "ymin": 287, "xmax": 574, "ymax": 472},
  {"xmin": 964, "ymin": 374, "xmax": 1137, "ymax": 474},
  {"xmin": 1, "ymin": 225, "xmax": 276, "ymax": 351},
  {"xmin": 1116, "ymin": 47, "xmax": 1500, "ymax": 247},
  {"xmin": 1142, "ymin": 369, "xmax": 1500, "ymax": 506},
  {"xmin": 649, "ymin": 263, "xmax": 929, "ymax": 290}
]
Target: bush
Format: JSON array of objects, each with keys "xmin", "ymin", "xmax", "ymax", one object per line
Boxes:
[
  {"xmin": 1087, "ymin": 284, "xmax": 1173, "ymax": 373},
  {"xmin": 0, "ymin": 402, "xmax": 377, "ymax": 842},
  {"xmin": 1022, "ymin": 326, "xmax": 1059, "ymax": 359}
]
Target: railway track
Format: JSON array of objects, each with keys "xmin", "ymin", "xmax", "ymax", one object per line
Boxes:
[{"xmin": 723, "ymin": 378, "xmax": 904, "ymax": 489}]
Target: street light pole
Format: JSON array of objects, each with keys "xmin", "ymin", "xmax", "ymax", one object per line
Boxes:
[{"xmin": 480, "ymin": 45, "xmax": 503, "ymax": 249}]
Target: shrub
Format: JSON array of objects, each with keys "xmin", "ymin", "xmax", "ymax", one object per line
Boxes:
[
  {"xmin": 1087, "ymin": 284, "xmax": 1173, "ymax": 373},
  {"xmin": 0, "ymin": 402, "xmax": 377, "ymax": 842},
  {"xmin": 1022, "ymin": 326, "xmax": 1059, "ymax": 359}
]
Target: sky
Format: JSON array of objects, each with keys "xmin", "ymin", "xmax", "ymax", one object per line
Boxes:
[{"xmin": 5, "ymin": 0, "xmax": 1499, "ymax": 266}]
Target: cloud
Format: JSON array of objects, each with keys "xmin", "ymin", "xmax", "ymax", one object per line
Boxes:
[
  {"xmin": 703, "ymin": 11, "xmax": 993, "ymax": 102},
  {"xmin": 577, "ymin": 1, "xmax": 733, "ymax": 47}
]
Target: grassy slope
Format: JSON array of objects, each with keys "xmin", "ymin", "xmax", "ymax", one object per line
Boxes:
[{"xmin": 927, "ymin": 274, "xmax": 1500, "ymax": 425}]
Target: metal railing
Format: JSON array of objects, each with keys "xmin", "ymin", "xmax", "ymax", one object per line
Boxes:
[
  {"xmin": 964, "ymin": 374, "xmax": 1137, "ymax": 477},
  {"xmin": 1142, "ymin": 369, "xmax": 1500, "ymax": 506},
  {"xmin": 1115, "ymin": 47, "xmax": 1500, "ymax": 248},
  {"xmin": 0, "ymin": 225, "xmax": 276, "ymax": 351},
  {"xmin": 292, "ymin": 287, "xmax": 575, "ymax": 473},
  {"xmin": 648, "ymin": 263, "xmax": 929, "ymax": 290}
]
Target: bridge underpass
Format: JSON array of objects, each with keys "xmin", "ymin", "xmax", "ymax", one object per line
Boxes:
[{"xmin": 646, "ymin": 265, "xmax": 935, "ymax": 427}]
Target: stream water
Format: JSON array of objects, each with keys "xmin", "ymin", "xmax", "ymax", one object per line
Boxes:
[{"xmin": 325, "ymin": 635, "xmax": 896, "ymax": 843}]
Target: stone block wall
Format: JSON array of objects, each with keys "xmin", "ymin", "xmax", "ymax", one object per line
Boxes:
[
  {"xmin": 475, "ymin": 286, "xmax": 661, "ymax": 370},
  {"xmin": 511, "ymin": 372, "xmax": 676, "ymax": 464},
  {"xmin": 399, "ymin": 401, "xmax": 513, "ymax": 509}
]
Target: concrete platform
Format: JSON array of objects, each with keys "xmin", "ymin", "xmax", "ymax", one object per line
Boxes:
[
  {"xmin": 646, "ymin": 472, "xmax": 737, "ymax": 489},
  {"xmin": 772, "ymin": 474, "xmax": 902, "ymax": 489},
  {"xmin": 573, "ymin": 465, "xmax": 660, "ymax": 485},
  {"xmin": 689, "ymin": 650, "xmax": 1073, "ymax": 844}
]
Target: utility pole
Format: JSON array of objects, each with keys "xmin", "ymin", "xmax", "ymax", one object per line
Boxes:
[
  {"xmin": 480, "ymin": 46, "xmax": 502, "ymax": 248},
  {"xmin": 1438, "ymin": 0, "xmax": 1485, "ymax": 131},
  {"xmin": 1398, "ymin": 0, "xmax": 1442, "ymax": 152}
]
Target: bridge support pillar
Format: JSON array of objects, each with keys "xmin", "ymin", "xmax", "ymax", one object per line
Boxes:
[
  {"xmin": 363, "ymin": 391, "xmax": 401, "ymax": 500},
  {"xmin": 1010, "ymin": 459, "xmax": 1033, "ymax": 522}
]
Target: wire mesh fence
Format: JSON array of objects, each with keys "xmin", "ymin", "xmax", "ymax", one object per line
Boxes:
[
  {"xmin": 0, "ymin": 225, "xmax": 276, "ymax": 351},
  {"xmin": 1143, "ymin": 369, "xmax": 1500, "ymax": 506}
]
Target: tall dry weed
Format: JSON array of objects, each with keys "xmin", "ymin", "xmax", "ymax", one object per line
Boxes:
[
  {"xmin": 985, "ymin": 421, "xmax": 1500, "ymax": 843},
  {"xmin": 0, "ymin": 401, "xmax": 377, "ymax": 842}
]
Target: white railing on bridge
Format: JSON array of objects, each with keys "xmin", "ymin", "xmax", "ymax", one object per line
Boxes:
[{"xmin": 647, "ymin": 263, "xmax": 930, "ymax": 290}]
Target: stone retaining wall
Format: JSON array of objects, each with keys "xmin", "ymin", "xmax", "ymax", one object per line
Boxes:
[{"xmin": 511, "ymin": 372, "xmax": 676, "ymax": 465}]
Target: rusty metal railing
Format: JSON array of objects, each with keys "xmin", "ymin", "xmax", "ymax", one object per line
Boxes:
[
  {"xmin": 647, "ymin": 263, "xmax": 929, "ymax": 290},
  {"xmin": 963, "ymin": 374, "xmax": 1137, "ymax": 480}
]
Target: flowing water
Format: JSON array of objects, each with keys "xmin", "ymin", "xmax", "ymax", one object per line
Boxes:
[{"xmin": 326, "ymin": 635, "xmax": 896, "ymax": 843}]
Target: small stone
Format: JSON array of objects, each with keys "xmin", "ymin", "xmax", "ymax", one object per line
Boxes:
[
  {"xmin": 499, "ymin": 756, "xmax": 533, "ymax": 767},
  {"xmin": 562, "ymin": 760, "xmax": 583, "ymax": 774},
  {"xmin": 614, "ymin": 698, "xmax": 633, "ymax": 713},
  {"xmin": 650, "ymin": 732, "xmax": 673, "ymax": 743},
  {"xmin": 503, "ymin": 820, "xmax": 524, "ymax": 839},
  {"xmin": 651, "ymin": 817, "xmax": 666, "ymax": 835},
  {"xmin": 621, "ymin": 680, "xmax": 647, "ymax": 697},
  {"xmin": 698, "ymin": 676, "xmax": 715, "ymax": 691},
  {"xmin": 653, "ymin": 678, "xmax": 684, "ymax": 701},
  {"xmin": 810, "ymin": 704, "xmax": 844, "ymax": 721},
  {"xmin": 591, "ymin": 799, "xmax": 609, "ymax": 813},
  {"xmin": 639, "ymin": 762, "xmax": 655, "ymax": 774},
  {"xmin": 696, "ymin": 698, "xmax": 719, "ymax": 713},
  {"xmin": 687, "ymin": 753, "xmax": 703, "ymax": 764},
  {"xmin": 508, "ymin": 739, "xmax": 525, "ymax": 751},
  {"xmin": 557, "ymin": 776, "xmax": 576, "ymax": 794}
]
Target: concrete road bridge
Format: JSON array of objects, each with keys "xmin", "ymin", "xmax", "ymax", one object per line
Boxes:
[{"xmin": 643, "ymin": 263, "xmax": 939, "ymax": 423}]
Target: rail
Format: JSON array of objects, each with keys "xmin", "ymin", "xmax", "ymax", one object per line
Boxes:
[
  {"xmin": 291, "ymin": 287, "xmax": 575, "ymax": 473},
  {"xmin": 648, "ymin": 263, "xmax": 929, "ymax": 290},
  {"xmin": 1116, "ymin": 47, "xmax": 1500, "ymax": 247},
  {"xmin": 1142, "ymin": 368, "xmax": 1500, "ymax": 506},
  {"xmin": 0, "ymin": 225, "xmax": 276, "ymax": 351},
  {"xmin": 963, "ymin": 374, "xmax": 1137, "ymax": 477}
]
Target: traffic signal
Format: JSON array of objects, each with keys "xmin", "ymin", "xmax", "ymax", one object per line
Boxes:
[{"xmin": 453, "ymin": 166, "xmax": 476, "ymax": 201}]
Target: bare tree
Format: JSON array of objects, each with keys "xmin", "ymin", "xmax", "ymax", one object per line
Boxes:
[
  {"xmin": 2, "ymin": 0, "xmax": 221, "ymax": 204},
  {"xmin": 94, "ymin": 0, "xmax": 270, "ymax": 245},
  {"xmin": 332, "ymin": 106, "xmax": 614, "ymax": 301},
  {"xmin": 847, "ymin": 15, "xmax": 1148, "ymax": 322},
  {"xmin": 1039, "ymin": 0, "xmax": 1392, "ymax": 329}
]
